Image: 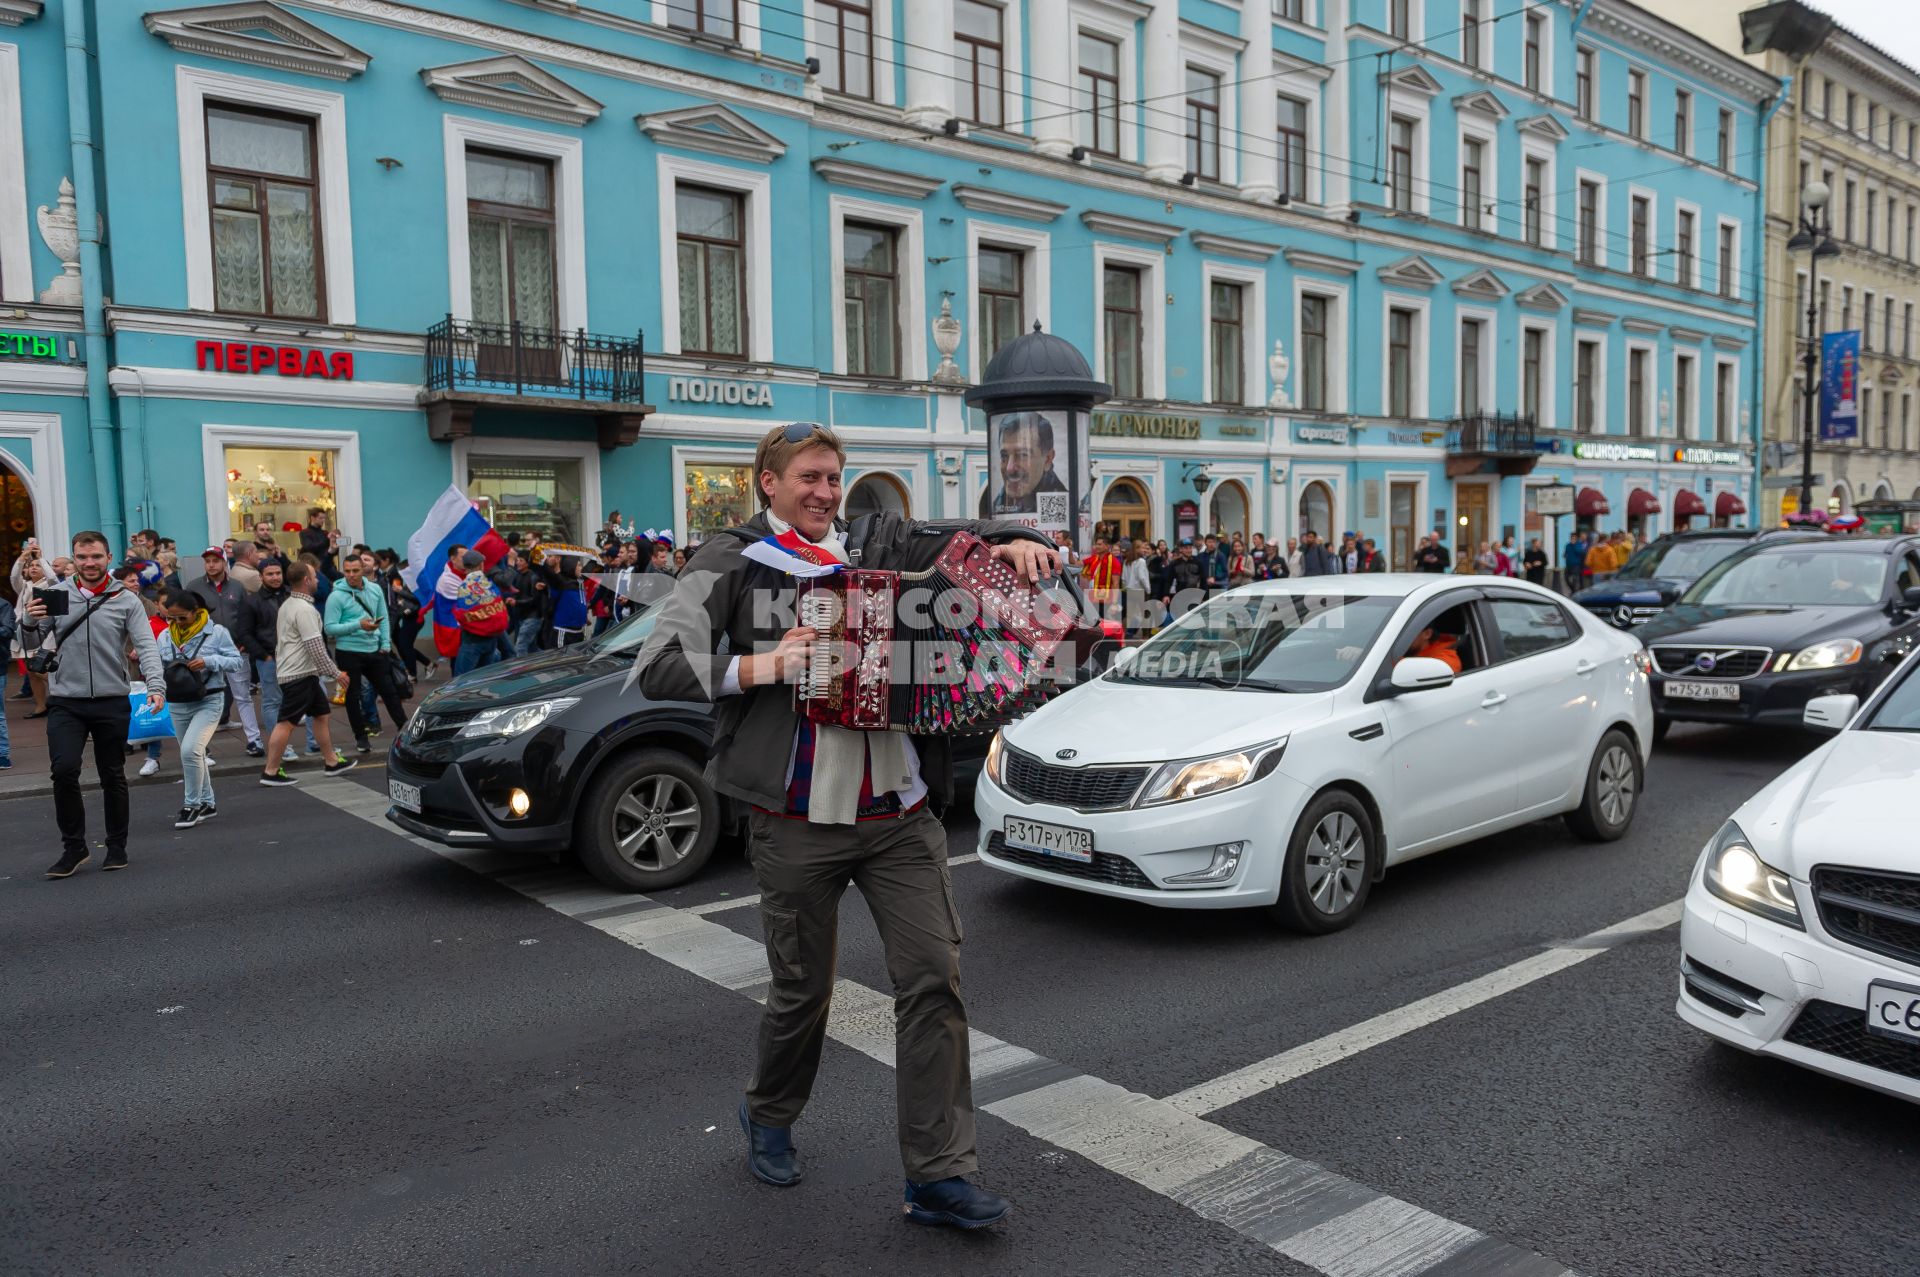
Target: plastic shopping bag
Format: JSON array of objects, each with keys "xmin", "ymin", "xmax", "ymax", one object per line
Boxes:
[{"xmin": 127, "ymin": 681, "xmax": 175, "ymax": 743}]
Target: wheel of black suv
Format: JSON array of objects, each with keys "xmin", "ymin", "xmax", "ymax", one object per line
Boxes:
[
  {"xmin": 1564, "ymin": 729, "xmax": 1642, "ymax": 843},
  {"xmin": 1269, "ymin": 790, "xmax": 1376, "ymax": 935},
  {"xmin": 575, "ymin": 747, "xmax": 718, "ymax": 892}
]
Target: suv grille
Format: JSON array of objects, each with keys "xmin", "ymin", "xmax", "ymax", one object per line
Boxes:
[
  {"xmin": 985, "ymin": 833, "xmax": 1157, "ymax": 890},
  {"xmin": 405, "ymin": 708, "xmax": 479, "ymax": 745},
  {"xmin": 1000, "ymin": 749, "xmax": 1148, "ymax": 812},
  {"xmin": 1783, "ymin": 1000, "xmax": 1920, "ymax": 1082},
  {"xmin": 1813, "ymin": 866, "xmax": 1920, "ymax": 969},
  {"xmin": 1651, "ymin": 646, "xmax": 1771, "ymax": 679},
  {"xmin": 1586, "ymin": 602, "xmax": 1665, "ymax": 628}
]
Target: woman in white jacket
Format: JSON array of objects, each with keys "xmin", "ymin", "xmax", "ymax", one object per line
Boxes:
[{"xmin": 157, "ymin": 586, "xmax": 247, "ymax": 829}]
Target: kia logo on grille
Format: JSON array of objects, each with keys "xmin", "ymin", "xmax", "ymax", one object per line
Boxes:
[
  {"xmin": 1694, "ymin": 652, "xmax": 1719, "ymax": 673},
  {"xmin": 1055, "ymin": 748, "xmax": 1078, "ymax": 761}
]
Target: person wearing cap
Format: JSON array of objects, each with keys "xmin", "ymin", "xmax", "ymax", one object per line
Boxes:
[
  {"xmin": 451, "ymin": 550, "xmax": 514, "ymax": 675},
  {"xmin": 191, "ymin": 546, "xmax": 263, "ymax": 756}
]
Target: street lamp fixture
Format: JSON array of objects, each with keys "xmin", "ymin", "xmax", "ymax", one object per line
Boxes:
[{"xmin": 1789, "ymin": 180, "xmax": 1838, "ymax": 522}]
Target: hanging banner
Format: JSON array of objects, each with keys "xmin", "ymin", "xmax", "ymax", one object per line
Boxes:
[{"xmin": 1819, "ymin": 330, "xmax": 1860, "ymax": 441}]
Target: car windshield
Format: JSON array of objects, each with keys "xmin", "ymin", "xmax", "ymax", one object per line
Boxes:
[
  {"xmin": 590, "ymin": 597, "xmax": 668, "ymax": 654},
  {"xmin": 1865, "ymin": 660, "xmax": 1920, "ymax": 732},
  {"xmin": 1619, "ymin": 538, "xmax": 1745, "ymax": 584},
  {"xmin": 1684, "ymin": 548, "xmax": 1886, "ymax": 608},
  {"xmin": 1108, "ymin": 592, "xmax": 1403, "ymax": 692}
]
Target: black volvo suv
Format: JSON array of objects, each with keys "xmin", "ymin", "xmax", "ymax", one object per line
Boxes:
[{"xmin": 1573, "ymin": 528, "xmax": 1820, "ymax": 629}]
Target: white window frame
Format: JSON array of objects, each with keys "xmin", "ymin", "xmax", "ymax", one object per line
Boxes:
[
  {"xmin": 804, "ymin": 0, "xmax": 897, "ymax": 105},
  {"xmin": 1380, "ymin": 292, "xmax": 1430, "ymax": 419},
  {"xmin": 966, "ymin": 220, "xmax": 1052, "ymax": 382},
  {"xmin": 1071, "ymin": 3, "xmax": 1141, "ymax": 164},
  {"xmin": 1671, "ymin": 199, "xmax": 1702, "ymax": 289},
  {"xmin": 1091, "ymin": 241, "xmax": 1165, "ymax": 401},
  {"xmin": 841, "ymin": 450, "xmax": 931, "ymax": 517},
  {"xmin": 1290, "ymin": 465, "xmax": 1346, "ymax": 543},
  {"xmin": 1460, "ymin": 0, "xmax": 1491, "ymax": 70},
  {"xmin": 1574, "ymin": 329, "xmax": 1609, "ymax": 434},
  {"xmin": 451, "ymin": 435, "xmax": 603, "ymax": 536},
  {"xmin": 1627, "ymin": 66, "xmax": 1649, "ymax": 140},
  {"xmin": 1518, "ymin": 318, "xmax": 1557, "ymax": 430},
  {"xmin": 1672, "ymin": 347, "xmax": 1700, "ymax": 439},
  {"xmin": 1715, "ymin": 215, "xmax": 1742, "ymax": 300},
  {"xmin": 443, "ymin": 115, "xmax": 589, "ymax": 334},
  {"xmin": 828, "ymin": 194, "xmax": 927, "ymax": 380},
  {"xmin": 1180, "ymin": 37, "xmax": 1239, "ymax": 186},
  {"xmin": 1457, "ymin": 114, "xmax": 1498, "ymax": 233},
  {"xmin": 1383, "ymin": 0, "xmax": 1423, "ymax": 42},
  {"xmin": 1521, "ymin": 8, "xmax": 1553, "ymax": 98},
  {"xmin": 0, "ymin": 44, "xmax": 31, "ymax": 303},
  {"xmin": 0, "ymin": 410, "xmax": 68, "ymax": 550},
  {"xmin": 669, "ymin": 443, "xmax": 759, "ymax": 546},
  {"xmin": 1625, "ymin": 338, "xmax": 1658, "ymax": 437},
  {"xmin": 201, "ymin": 423, "xmax": 363, "ymax": 552},
  {"xmin": 651, "ymin": 0, "xmax": 763, "ymax": 52},
  {"xmin": 657, "ymin": 154, "xmax": 775, "ymax": 362},
  {"xmin": 176, "ymin": 65, "xmax": 355, "ymax": 322},
  {"xmin": 1627, "ymin": 184, "xmax": 1658, "ymax": 278},
  {"xmin": 1454, "ymin": 305, "xmax": 1496, "ymax": 415},
  {"xmin": 1575, "ymin": 167, "xmax": 1608, "ymax": 269},
  {"xmin": 1713, "ymin": 354, "xmax": 1740, "ymax": 444},
  {"xmin": 1199, "ymin": 259, "xmax": 1266, "ymax": 408},
  {"xmin": 1273, "ymin": 65, "xmax": 1325, "ymax": 206},
  {"xmin": 954, "ymin": 0, "xmax": 1027, "ymax": 136},
  {"xmin": 1520, "ymin": 140, "xmax": 1557, "ymax": 250},
  {"xmin": 1386, "ymin": 96, "xmax": 1431, "ymax": 216},
  {"xmin": 1292, "ymin": 276, "xmax": 1349, "ymax": 413}
]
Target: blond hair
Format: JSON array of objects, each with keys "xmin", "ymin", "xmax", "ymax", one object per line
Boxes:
[{"xmin": 753, "ymin": 423, "xmax": 846, "ymax": 507}]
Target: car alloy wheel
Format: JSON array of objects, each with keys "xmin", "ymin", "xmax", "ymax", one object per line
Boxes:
[
  {"xmin": 1595, "ymin": 743, "xmax": 1637, "ymax": 828},
  {"xmin": 612, "ymin": 773, "xmax": 702, "ymax": 872},
  {"xmin": 1565, "ymin": 727, "xmax": 1642, "ymax": 843},
  {"xmin": 1305, "ymin": 811, "xmax": 1366, "ymax": 915}
]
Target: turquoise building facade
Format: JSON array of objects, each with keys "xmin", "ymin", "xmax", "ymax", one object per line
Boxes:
[{"xmin": 0, "ymin": 0, "xmax": 1778, "ymax": 580}]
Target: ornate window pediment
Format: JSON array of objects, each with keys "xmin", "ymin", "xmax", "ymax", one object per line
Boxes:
[
  {"xmin": 1517, "ymin": 113, "xmax": 1570, "ymax": 141},
  {"xmin": 637, "ymin": 104, "xmax": 786, "ymax": 163},
  {"xmin": 1452, "ymin": 90, "xmax": 1509, "ymax": 119},
  {"xmin": 1385, "ymin": 65, "xmax": 1444, "ymax": 97},
  {"xmin": 0, "ymin": 2, "xmax": 43, "ymax": 27},
  {"xmin": 142, "ymin": 2, "xmax": 370, "ymax": 80},
  {"xmin": 1452, "ymin": 267, "xmax": 1510, "ymax": 300},
  {"xmin": 1377, "ymin": 254, "xmax": 1444, "ymax": 289},
  {"xmin": 420, "ymin": 55, "xmax": 603, "ymax": 126},
  {"xmin": 1516, "ymin": 282, "xmax": 1568, "ymax": 311}
]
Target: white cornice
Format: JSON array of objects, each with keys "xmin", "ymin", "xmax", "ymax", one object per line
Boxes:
[
  {"xmin": 1452, "ymin": 268, "xmax": 1510, "ymax": 299},
  {"xmin": 1517, "ymin": 114, "xmax": 1569, "ymax": 142},
  {"xmin": 1712, "ymin": 334, "xmax": 1749, "ymax": 350},
  {"xmin": 1668, "ymin": 326, "xmax": 1707, "ymax": 343},
  {"xmin": 1190, "ymin": 231, "xmax": 1277, "ymax": 262},
  {"xmin": 0, "ymin": 361, "xmax": 83, "ymax": 393},
  {"xmin": 950, "ymin": 185, "xmax": 1067, "ymax": 221},
  {"xmin": 637, "ymin": 104, "xmax": 787, "ymax": 163},
  {"xmin": 109, "ymin": 365, "xmax": 420, "ymax": 410},
  {"xmin": 1574, "ymin": 308, "xmax": 1616, "ymax": 328},
  {"xmin": 1622, "ymin": 317, "xmax": 1664, "ymax": 334},
  {"xmin": 1384, "ymin": 65, "xmax": 1444, "ymax": 98},
  {"xmin": 1272, "ymin": 48, "xmax": 1334, "ymax": 84},
  {"xmin": 1516, "ymin": 282, "xmax": 1568, "ymax": 311},
  {"xmin": 1378, "ymin": 255, "xmax": 1444, "ymax": 289},
  {"xmin": 143, "ymin": 2, "xmax": 371, "ymax": 80},
  {"xmin": 1452, "ymin": 90, "xmax": 1509, "ymax": 120},
  {"xmin": 812, "ymin": 158, "xmax": 943, "ymax": 199},
  {"xmin": 420, "ymin": 54, "xmax": 603, "ymax": 126},
  {"xmin": 1585, "ymin": 1, "xmax": 1781, "ymax": 101},
  {"xmin": 1180, "ymin": 18, "xmax": 1247, "ymax": 60},
  {"xmin": 1080, "ymin": 210, "xmax": 1181, "ymax": 245},
  {"xmin": 1283, "ymin": 248, "xmax": 1362, "ymax": 276},
  {"xmin": 105, "ymin": 305, "xmax": 426, "ymax": 357},
  {"xmin": 0, "ymin": 1, "xmax": 42, "ymax": 26}
]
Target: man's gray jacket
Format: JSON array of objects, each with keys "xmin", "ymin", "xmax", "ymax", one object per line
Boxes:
[
  {"xmin": 192, "ymin": 573, "xmax": 249, "ymax": 644},
  {"xmin": 635, "ymin": 510, "xmax": 1054, "ymax": 815},
  {"xmin": 21, "ymin": 579, "xmax": 164, "ymax": 699}
]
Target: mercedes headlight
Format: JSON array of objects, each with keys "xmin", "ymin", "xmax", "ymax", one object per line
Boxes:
[
  {"xmin": 1136, "ymin": 739, "xmax": 1286, "ymax": 807},
  {"xmin": 1785, "ymin": 639, "xmax": 1863, "ymax": 671},
  {"xmin": 1702, "ymin": 820, "xmax": 1802, "ymax": 930},
  {"xmin": 455, "ymin": 697, "xmax": 580, "ymax": 740},
  {"xmin": 985, "ymin": 730, "xmax": 1005, "ymax": 785}
]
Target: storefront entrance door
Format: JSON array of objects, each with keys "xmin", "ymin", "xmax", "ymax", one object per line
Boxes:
[
  {"xmin": 0, "ymin": 459, "xmax": 33, "ymax": 604},
  {"xmin": 1389, "ymin": 481, "xmax": 1417, "ymax": 571},
  {"xmin": 1454, "ymin": 482, "xmax": 1489, "ymax": 561}
]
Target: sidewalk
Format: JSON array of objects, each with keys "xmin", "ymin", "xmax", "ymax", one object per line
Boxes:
[{"xmin": 0, "ymin": 690, "xmax": 394, "ymax": 800}]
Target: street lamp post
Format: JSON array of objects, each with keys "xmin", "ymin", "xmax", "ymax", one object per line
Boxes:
[{"xmin": 1786, "ymin": 180, "xmax": 1838, "ymax": 521}]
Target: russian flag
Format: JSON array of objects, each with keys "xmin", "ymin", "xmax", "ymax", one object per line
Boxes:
[{"xmin": 402, "ymin": 486, "xmax": 510, "ymax": 658}]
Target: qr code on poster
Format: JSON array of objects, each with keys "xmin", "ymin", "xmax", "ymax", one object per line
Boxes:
[{"xmin": 1036, "ymin": 492, "xmax": 1069, "ymax": 530}]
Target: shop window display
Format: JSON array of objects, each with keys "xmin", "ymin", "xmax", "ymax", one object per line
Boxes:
[
  {"xmin": 685, "ymin": 463, "xmax": 755, "ymax": 546},
  {"xmin": 224, "ymin": 447, "xmax": 338, "ymax": 540},
  {"xmin": 467, "ymin": 455, "xmax": 583, "ymax": 546}
]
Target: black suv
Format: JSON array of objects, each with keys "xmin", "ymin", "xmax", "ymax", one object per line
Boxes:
[
  {"xmin": 1574, "ymin": 528, "xmax": 1821, "ymax": 629},
  {"xmin": 1636, "ymin": 535, "xmax": 1920, "ymax": 735}
]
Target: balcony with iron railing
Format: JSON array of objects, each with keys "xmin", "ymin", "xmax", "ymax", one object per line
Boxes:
[
  {"xmin": 420, "ymin": 317, "xmax": 653, "ymax": 448},
  {"xmin": 1446, "ymin": 412, "xmax": 1540, "ymax": 476}
]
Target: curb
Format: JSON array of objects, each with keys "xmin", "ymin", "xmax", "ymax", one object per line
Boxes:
[{"xmin": 0, "ymin": 741, "xmax": 392, "ymax": 802}]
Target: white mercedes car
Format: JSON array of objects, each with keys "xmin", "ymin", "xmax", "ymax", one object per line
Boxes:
[
  {"xmin": 1677, "ymin": 651, "xmax": 1920, "ymax": 1103},
  {"xmin": 975, "ymin": 575, "xmax": 1654, "ymax": 932}
]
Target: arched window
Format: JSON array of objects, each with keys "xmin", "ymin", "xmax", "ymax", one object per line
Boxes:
[
  {"xmin": 1874, "ymin": 479, "xmax": 1895, "ymax": 500},
  {"xmin": 1210, "ymin": 479, "xmax": 1249, "ymax": 542},
  {"xmin": 1300, "ymin": 480, "xmax": 1334, "ymax": 541},
  {"xmin": 844, "ymin": 472, "xmax": 910, "ymax": 520},
  {"xmin": 1100, "ymin": 477, "xmax": 1151, "ymax": 544},
  {"xmin": 0, "ymin": 455, "xmax": 34, "ymax": 605},
  {"xmin": 1828, "ymin": 481, "xmax": 1851, "ymax": 516}
]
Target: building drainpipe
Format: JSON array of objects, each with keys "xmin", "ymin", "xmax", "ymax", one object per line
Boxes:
[
  {"xmin": 1753, "ymin": 73, "xmax": 1794, "ymax": 526},
  {"xmin": 64, "ymin": 0, "xmax": 121, "ymax": 549}
]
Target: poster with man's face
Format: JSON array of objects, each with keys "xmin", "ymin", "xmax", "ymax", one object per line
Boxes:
[{"xmin": 979, "ymin": 409, "xmax": 1092, "ymax": 553}]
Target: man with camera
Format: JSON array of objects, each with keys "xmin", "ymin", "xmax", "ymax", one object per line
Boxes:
[{"xmin": 21, "ymin": 531, "xmax": 165, "ymax": 878}]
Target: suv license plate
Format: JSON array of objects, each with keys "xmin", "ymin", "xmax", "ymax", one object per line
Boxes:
[
  {"xmin": 1663, "ymin": 680, "xmax": 1741, "ymax": 702},
  {"xmin": 1866, "ymin": 981, "xmax": 1920, "ymax": 1045},
  {"xmin": 1005, "ymin": 816, "xmax": 1092, "ymax": 863},
  {"xmin": 389, "ymin": 779, "xmax": 422, "ymax": 813}
]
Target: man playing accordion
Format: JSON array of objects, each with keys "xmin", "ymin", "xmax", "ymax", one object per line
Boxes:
[{"xmin": 635, "ymin": 422, "xmax": 1060, "ymax": 1230}]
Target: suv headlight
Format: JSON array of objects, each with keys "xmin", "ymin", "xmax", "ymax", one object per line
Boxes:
[
  {"xmin": 1785, "ymin": 639, "xmax": 1863, "ymax": 671},
  {"xmin": 1702, "ymin": 820, "xmax": 1803, "ymax": 930},
  {"xmin": 455, "ymin": 697, "xmax": 580, "ymax": 740},
  {"xmin": 1136, "ymin": 739, "xmax": 1286, "ymax": 807}
]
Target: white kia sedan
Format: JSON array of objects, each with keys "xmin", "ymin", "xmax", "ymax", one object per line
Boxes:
[
  {"xmin": 1677, "ymin": 652, "xmax": 1920, "ymax": 1104},
  {"xmin": 976, "ymin": 575, "xmax": 1654, "ymax": 932}
]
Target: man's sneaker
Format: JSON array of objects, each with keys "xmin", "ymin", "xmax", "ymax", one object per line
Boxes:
[
  {"xmin": 355, "ymin": 737, "xmax": 370, "ymax": 755},
  {"xmin": 365, "ymin": 728, "xmax": 381, "ymax": 742},
  {"xmin": 45, "ymin": 849, "xmax": 89, "ymax": 878},
  {"xmin": 174, "ymin": 806, "xmax": 201, "ymax": 828},
  {"xmin": 323, "ymin": 756, "xmax": 358, "ymax": 776},
  {"xmin": 197, "ymin": 803, "xmax": 218, "ymax": 823},
  {"xmin": 305, "ymin": 743, "xmax": 324, "ymax": 756},
  {"xmin": 901, "ymin": 1177, "xmax": 1012, "ymax": 1230},
  {"xmin": 0, "ymin": 756, "xmax": 11, "ymax": 769},
  {"xmin": 138, "ymin": 757, "xmax": 160, "ymax": 778},
  {"xmin": 259, "ymin": 769, "xmax": 298, "ymax": 787},
  {"xmin": 245, "ymin": 742, "xmax": 264, "ymax": 758},
  {"xmin": 102, "ymin": 848, "xmax": 128, "ymax": 871},
  {"xmin": 737, "ymin": 1101, "xmax": 802, "ymax": 1187}
]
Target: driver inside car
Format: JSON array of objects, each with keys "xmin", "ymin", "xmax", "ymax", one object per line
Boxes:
[{"xmin": 1398, "ymin": 624, "xmax": 1463, "ymax": 674}]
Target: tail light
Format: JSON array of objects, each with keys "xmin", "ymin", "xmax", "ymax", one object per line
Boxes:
[{"xmin": 1632, "ymin": 649, "xmax": 1653, "ymax": 676}]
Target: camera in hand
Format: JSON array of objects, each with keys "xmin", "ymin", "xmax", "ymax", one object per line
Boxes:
[{"xmin": 34, "ymin": 585, "xmax": 69, "ymax": 617}]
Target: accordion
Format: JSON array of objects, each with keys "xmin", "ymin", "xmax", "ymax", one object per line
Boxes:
[{"xmin": 796, "ymin": 531, "xmax": 1088, "ymax": 735}]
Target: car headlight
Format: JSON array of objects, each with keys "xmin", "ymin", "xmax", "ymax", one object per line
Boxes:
[
  {"xmin": 1785, "ymin": 638, "xmax": 1863, "ymax": 671},
  {"xmin": 455, "ymin": 697, "xmax": 580, "ymax": 740},
  {"xmin": 1702, "ymin": 820, "xmax": 1803, "ymax": 930},
  {"xmin": 1135, "ymin": 739, "xmax": 1286, "ymax": 807},
  {"xmin": 985, "ymin": 730, "xmax": 1004, "ymax": 785}
]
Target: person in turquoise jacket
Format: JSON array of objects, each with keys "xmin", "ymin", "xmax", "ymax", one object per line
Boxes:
[
  {"xmin": 322, "ymin": 555, "xmax": 408, "ymax": 755},
  {"xmin": 158, "ymin": 586, "xmax": 247, "ymax": 828}
]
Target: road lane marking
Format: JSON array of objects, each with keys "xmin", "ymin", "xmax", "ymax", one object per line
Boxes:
[
  {"xmin": 683, "ymin": 853, "xmax": 982, "ymax": 916},
  {"xmin": 1164, "ymin": 899, "xmax": 1684, "ymax": 1117},
  {"xmin": 307, "ymin": 778, "xmax": 1577, "ymax": 1277}
]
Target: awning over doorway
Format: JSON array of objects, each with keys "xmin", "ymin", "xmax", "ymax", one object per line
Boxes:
[
  {"xmin": 1715, "ymin": 491, "xmax": 1747, "ymax": 517},
  {"xmin": 1575, "ymin": 487, "xmax": 1611, "ymax": 518},
  {"xmin": 1627, "ymin": 488, "xmax": 1661, "ymax": 516},
  {"xmin": 1673, "ymin": 490, "xmax": 1708, "ymax": 518}
]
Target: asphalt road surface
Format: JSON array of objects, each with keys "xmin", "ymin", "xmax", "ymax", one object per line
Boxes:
[{"xmin": 6, "ymin": 724, "xmax": 1915, "ymax": 1277}]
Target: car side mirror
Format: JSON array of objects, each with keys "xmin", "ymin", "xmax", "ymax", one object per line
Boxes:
[
  {"xmin": 1389, "ymin": 657, "xmax": 1456, "ymax": 694},
  {"xmin": 1900, "ymin": 586, "xmax": 1920, "ymax": 614},
  {"xmin": 1803, "ymin": 693, "xmax": 1858, "ymax": 732}
]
